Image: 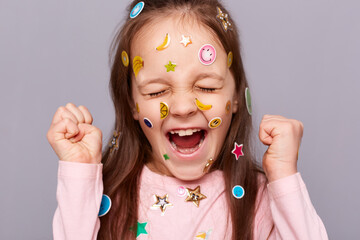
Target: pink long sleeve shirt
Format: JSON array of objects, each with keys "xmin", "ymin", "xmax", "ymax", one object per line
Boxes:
[{"xmin": 53, "ymin": 161, "xmax": 328, "ymax": 239}]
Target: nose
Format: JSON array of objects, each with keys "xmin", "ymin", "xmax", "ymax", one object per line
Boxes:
[{"xmin": 169, "ymin": 92, "xmax": 197, "ymax": 118}]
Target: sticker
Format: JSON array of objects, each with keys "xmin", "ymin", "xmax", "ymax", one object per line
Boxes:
[
  {"xmin": 245, "ymin": 87, "xmax": 252, "ymax": 115},
  {"xmin": 144, "ymin": 118, "xmax": 153, "ymax": 128},
  {"xmin": 232, "ymin": 185, "xmax": 245, "ymax": 199},
  {"xmin": 136, "ymin": 102, "xmax": 140, "ymax": 113},
  {"xmin": 133, "ymin": 56, "xmax": 144, "ymax": 77},
  {"xmin": 135, "ymin": 222, "xmax": 148, "ymax": 237},
  {"xmin": 160, "ymin": 102, "xmax": 169, "ymax": 119},
  {"xmin": 109, "ymin": 131, "xmax": 120, "ymax": 153},
  {"xmin": 98, "ymin": 194, "xmax": 111, "ymax": 217},
  {"xmin": 163, "ymin": 154, "xmax": 170, "ymax": 160},
  {"xmin": 156, "ymin": 33, "xmax": 171, "ymax": 51},
  {"xmin": 185, "ymin": 186, "xmax": 207, "ymax": 207},
  {"xmin": 225, "ymin": 100, "xmax": 231, "ymax": 114},
  {"xmin": 165, "ymin": 61, "xmax": 176, "ymax": 72},
  {"xmin": 121, "ymin": 51, "xmax": 129, "ymax": 67},
  {"xmin": 180, "ymin": 35, "xmax": 192, "ymax": 47},
  {"xmin": 227, "ymin": 51, "xmax": 233, "ymax": 68},
  {"xmin": 177, "ymin": 186, "xmax": 187, "ymax": 197},
  {"xmin": 195, "ymin": 98, "xmax": 212, "ymax": 111},
  {"xmin": 216, "ymin": 7, "xmax": 232, "ymax": 32},
  {"xmin": 198, "ymin": 44, "xmax": 216, "ymax": 65},
  {"xmin": 195, "ymin": 229, "xmax": 212, "ymax": 240},
  {"xmin": 151, "ymin": 194, "xmax": 173, "ymax": 214},
  {"xmin": 130, "ymin": 1, "xmax": 145, "ymax": 19},
  {"xmin": 231, "ymin": 142, "xmax": 244, "ymax": 160},
  {"xmin": 203, "ymin": 158, "xmax": 214, "ymax": 173},
  {"xmin": 208, "ymin": 117, "xmax": 222, "ymax": 129}
]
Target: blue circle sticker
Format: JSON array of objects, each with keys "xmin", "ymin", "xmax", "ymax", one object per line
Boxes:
[
  {"xmin": 144, "ymin": 117, "xmax": 153, "ymax": 128},
  {"xmin": 130, "ymin": 2, "xmax": 145, "ymax": 19},
  {"xmin": 232, "ymin": 185, "xmax": 245, "ymax": 199},
  {"xmin": 98, "ymin": 194, "xmax": 111, "ymax": 217}
]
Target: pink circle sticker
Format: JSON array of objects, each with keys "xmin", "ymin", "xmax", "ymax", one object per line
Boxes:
[
  {"xmin": 198, "ymin": 44, "xmax": 216, "ymax": 65},
  {"xmin": 177, "ymin": 186, "xmax": 186, "ymax": 197}
]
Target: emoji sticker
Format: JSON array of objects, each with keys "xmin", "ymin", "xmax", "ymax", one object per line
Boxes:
[
  {"xmin": 165, "ymin": 61, "xmax": 176, "ymax": 72},
  {"xmin": 130, "ymin": 1, "xmax": 145, "ymax": 18},
  {"xmin": 232, "ymin": 185, "xmax": 245, "ymax": 199},
  {"xmin": 225, "ymin": 100, "xmax": 231, "ymax": 114},
  {"xmin": 98, "ymin": 194, "xmax": 111, "ymax": 217},
  {"xmin": 121, "ymin": 51, "xmax": 129, "ymax": 67},
  {"xmin": 198, "ymin": 44, "xmax": 216, "ymax": 65},
  {"xmin": 245, "ymin": 87, "xmax": 252, "ymax": 115},
  {"xmin": 144, "ymin": 118, "xmax": 153, "ymax": 128},
  {"xmin": 216, "ymin": 6, "xmax": 232, "ymax": 32},
  {"xmin": 227, "ymin": 51, "xmax": 233, "ymax": 68},
  {"xmin": 231, "ymin": 142, "xmax": 244, "ymax": 160},
  {"xmin": 180, "ymin": 35, "xmax": 192, "ymax": 47},
  {"xmin": 133, "ymin": 56, "xmax": 144, "ymax": 77},
  {"xmin": 160, "ymin": 102, "xmax": 169, "ymax": 119},
  {"xmin": 195, "ymin": 98, "xmax": 212, "ymax": 111},
  {"xmin": 208, "ymin": 117, "xmax": 222, "ymax": 129},
  {"xmin": 156, "ymin": 33, "xmax": 171, "ymax": 51},
  {"xmin": 177, "ymin": 186, "xmax": 187, "ymax": 197}
]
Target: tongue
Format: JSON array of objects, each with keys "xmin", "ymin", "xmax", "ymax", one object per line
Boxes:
[{"xmin": 171, "ymin": 131, "xmax": 202, "ymax": 148}]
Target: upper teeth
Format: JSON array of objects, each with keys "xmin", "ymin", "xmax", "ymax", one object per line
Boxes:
[{"xmin": 170, "ymin": 129, "xmax": 201, "ymax": 136}]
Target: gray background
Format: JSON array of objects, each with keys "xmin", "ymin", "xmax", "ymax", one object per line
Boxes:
[{"xmin": 1, "ymin": 0, "xmax": 359, "ymax": 239}]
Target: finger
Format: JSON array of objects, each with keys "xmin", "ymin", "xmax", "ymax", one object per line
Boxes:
[
  {"xmin": 259, "ymin": 120, "xmax": 275, "ymax": 146},
  {"xmin": 78, "ymin": 105, "xmax": 93, "ymax": 124},
  {"xmin": 65, "ymin": 103, "xmax": 85, "ymax": 123},
  {"xmin": 262, "ymin": 114, "xmax": 287, "ymax": 121},
  {"xmin": 48, "ymin": 118, "xmax": 80, "ymax": 143},
  {"xmin": 51, "ymin": 106, "xmax": 79, "ymax": 125}
]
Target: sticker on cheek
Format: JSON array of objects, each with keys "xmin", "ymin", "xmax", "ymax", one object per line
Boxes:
[
  {"xmin": 208, "ymin": 117, "xmax": 222, "ymax": 129},
  {"xmin": 160, "ymin": 102, "xmax": 169, "ymax": 119},
  {"xmin": 195, "ymin": 98, "xmax": 212, "ymax": 111},
  {"xmin": 225, "ymin": 100, "xmax": 231, "ymax": 114},
  {"xmin": 232, "ymin": 185, "xmax": 245, "ymax": 199},
  {"xmin": 227, "ymin": 51, "xmax": 233, "ymax": 68},
  {"xmin": 133, "ymin": 56, "xmax": 144, "ymax": 77},
  {"xmin": 143, "ymin": 117, "xmax": 153, "ymax": 128},
  {"xmin": 130, "ymin": 1, "xmax": 145, "ymax": 19},
  {"xmin": 198, "ymin": 44, "xmax": 216, "ymax": 65},
  {"xmin": 136, "ymin": 103, "xmax": 140, "ymax": 113},
  {"xmin": 163, "ymin": 154, "xmax": 170, "ymax": 160},
  {"xmin": 121, "ymin": 51, "xmax": 129, "ymax": 67}
]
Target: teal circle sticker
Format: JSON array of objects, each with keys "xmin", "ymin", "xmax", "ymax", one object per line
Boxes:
[
  {"xmin": 130, "ymin": 2, "xmax": 145, "ymax": 18},
  {"xmin": 98, "ymin": 194, "xmax": 111, "ymax": 217},
  {"xmin": 232, "ymin": 185, "xmax": 245, "ymax": 199}
]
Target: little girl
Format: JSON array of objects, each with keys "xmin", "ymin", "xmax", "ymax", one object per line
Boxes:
[{"xmin": 47, "ymin": 0, "xmax": 328, "ymax": 239}]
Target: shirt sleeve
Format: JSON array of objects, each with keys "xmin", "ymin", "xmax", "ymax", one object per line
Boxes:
[
  {"xmin": 53, "ymin": 161, "xmax": 103, "ymax": 240},
  {"xmin": 254, "ymin": 173, "xmax": 328, "ymax": 240}
]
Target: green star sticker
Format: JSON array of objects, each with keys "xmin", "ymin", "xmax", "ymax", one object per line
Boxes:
[
  {"xmin": 165, "ymin": 61, "xmax": 176, "ymax": 72},
  {"xmin": 136, "ymin": 221, "xmax": 148, "ymax": 237},
  {"xmin": 163, "ymin": 154, "xmax": 170, "ymax": 160}
]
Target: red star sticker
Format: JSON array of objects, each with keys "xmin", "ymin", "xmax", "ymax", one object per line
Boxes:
[{"xmin": 231, "ymin": 142, "xmax": 244, "ymax": 160}]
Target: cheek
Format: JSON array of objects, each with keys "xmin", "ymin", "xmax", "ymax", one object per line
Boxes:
[{"xmin": 136, "ymin": 100, "xmax": 161, "ymax": 132}]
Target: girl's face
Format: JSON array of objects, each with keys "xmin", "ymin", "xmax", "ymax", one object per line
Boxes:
[{"xmin": 131, "ymin": 16, "xmax": 237, "ymax": 180}]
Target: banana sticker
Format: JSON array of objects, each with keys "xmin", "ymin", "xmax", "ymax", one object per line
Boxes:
[
  {"xmin": 133, "ymin": 56, "xmax": 144, "ymax": 77},
  {"xmin": 156, "ymin": 33, "xmax": 171, "ymax": 51},
  {"xmin": 195, "ymin": 98, "xmax": 212, "ymax": 111}
]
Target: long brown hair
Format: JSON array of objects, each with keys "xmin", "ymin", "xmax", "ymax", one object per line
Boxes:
[{"xmin": 98, "ymin": 1, "xmax": 263, "ymax": 239}]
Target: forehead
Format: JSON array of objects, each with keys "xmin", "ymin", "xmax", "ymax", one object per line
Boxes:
[{"xmin": 130, "ymin": 16, "xmax": 229, "ymax": 82}]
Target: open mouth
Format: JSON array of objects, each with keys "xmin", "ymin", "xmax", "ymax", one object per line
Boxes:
[{"xmin": 167, "ymin": 129, "xmax": 206, "ymax": 154}]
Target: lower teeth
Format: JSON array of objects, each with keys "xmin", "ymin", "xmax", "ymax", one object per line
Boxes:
[{"xmin": 171, "ymin": 138, "xmax": 204, "ymax": 154}]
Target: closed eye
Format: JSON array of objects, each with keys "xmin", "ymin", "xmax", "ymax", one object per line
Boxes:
[
  {"xmin": 197, "ymin": 87, "xmax": 216, "ymax": 93},
  {"xmin": 149, "ymin": 90, "xmax": 166, "ymax": 97}
]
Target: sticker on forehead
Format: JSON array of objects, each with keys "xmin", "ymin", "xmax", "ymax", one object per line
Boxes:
[
  {"xmin": 144, "ymin": 117, "xmax": 153, "ymax": 128},
  {"xmin": 245, "ymin": 88, "xmax": 252, "ymax": 115},
  {"xmin": 227, "ymin": 51, "xmax": 233, "ymax": 68},
  {"xmin": 225, "ymin": 100, "xmax": 231, "ymax": 114},
  {"xmin": 156, "ymin": 33, "xmax": 170, "ymax": 51},
  {"xmin": 198, "ymin": 44, "xmax": 216, "ymax": 65},
  {"xmin": 160, "ymin": 102, "xmax": 169, "ymax": 120},
  {"xmin": 130, "ymin": 1, "xmax": 145, "ymax": 19},
  {"xmin": 133, "ymin": 56, "xmax": 144, "ymax": 77},
  {"xmin": 208, "ymin": 117, "xmax": 222, "ymax": 129},
  {"xmin": 180, "ymin": 35, "xmax": 192, "ymax": 47},
  {"xmin": 165, "ymin": 61, "xmax": 176, "ymax": 72},
  {"xmin": 121, "ymin": 51, "xmax": 129, "ymax": 67}
]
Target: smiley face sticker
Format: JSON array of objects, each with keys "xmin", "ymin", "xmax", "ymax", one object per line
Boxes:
[
  {"xmin": 130, "ymin": 1, "xmax": 145, "ymax": 19},
  {"xmin": 208, "ymin": 117, "xmax": 222, "ymax": 129},
  {"xmin": 198, "ymin": 44, "xmax": 216, "ymax": 65}
]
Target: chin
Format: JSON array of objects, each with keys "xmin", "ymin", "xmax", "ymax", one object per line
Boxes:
[{"xmin": 167, "ymin": 163, "xmax": 207, "ymax": 181}]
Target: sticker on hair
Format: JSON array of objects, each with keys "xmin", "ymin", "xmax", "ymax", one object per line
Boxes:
[
  {"xmin": 216, "ymin": 6, "xmax": 232, "ymax": 32},
  {"xmin": 143, "ymin": 117, "xmax": 153, "ymax": 128},
  {"xmin": 180, "ymin": 35, "xmax": 192, "ymax": 47},
  {"xmin": 151, "ymin": 194, "xmax": 173, "ymax": 215},
  {"xmin": 203, "ymin": 158, "xmax": 214, "ymax": 173},
  {"xmin": 231, "ymin": 142, "xmax": 244, "ymax": 160},
  {"xmin": 98, "ymin": 194, "xmax": 111, "ymax": 217},
  {"xmin": 130, "ymin": 1, "xmax": 145, "ymax": 19},
  {"xmin": 156, "ymin": 33, "xmax": 171, "ymax": 51},
  {"xmin": 121, "ymin": 51, "xmax": 129, "ymax": 67},
  {"xmin": 245, "ymin": 87, "xmax": 252, "ymax": 115},
  {"xmin": 208, "ymin": 117, "xmax": 222, "ymax": 129},
  {"xmin": 225, "ymin": 100, "xmax": 231, "ymax": 114},
  {"xmin": 232, "ymin": 185, "xmax": 245, "ymax": 199},
  {"xmin": 160, "ymin": 102, "xmax": 169, "ymax": 119},
  {"xmin": 227, "ymin": 51, "xmax": 233, "ymax": 68},
  {"xmin": 109, "ymin": 130, "xmax": 121, "ymax": 153},
  {"xmin": 195, "ymin": 98, "xmax": 212, "ymax": 111},
  {"xmin": 165, "ymin": 61, "xmax": 176, "ymax": 72},
  {"xmin": 133, "ymin": 56, "xmax": 144, "ymax": 77},
  {"xmin": 198, "ymin": 44, "xmax": 216, "ymax": 65}
]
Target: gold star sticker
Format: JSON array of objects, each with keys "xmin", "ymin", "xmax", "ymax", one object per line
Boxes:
[
  {"xmin": 165, "ymin": 61, "xmax": 176, "ymax": 72},
  {"xmin": 152, "ymin": 194, "xmax": 173, "ymax": 213},
  {"xmin": 109, "ymin": 131, "xmax": 120, "ymax": 153},
  {"xmin": 180, "ymin": 35, "xmax": 192, "ymax": 47},
  {"xmin": 216, "ymin": 7, "xmax": 232, "ymax": 32},
  {"xmin": 185, "ymin": 186, "xmax": 207, "ymax": 207}
]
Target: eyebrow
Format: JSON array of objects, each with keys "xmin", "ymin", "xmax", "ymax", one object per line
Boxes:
[{"xmin": 137, "ymin": 78, "xmax": 168, "ymax": 89}]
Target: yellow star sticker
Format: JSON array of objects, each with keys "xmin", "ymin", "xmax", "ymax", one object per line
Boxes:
[
  {"xmin": 216, "ymin": 7, "xmax": 232, "ymax": 32},
  {"xmin": 152, "ymin": 194, "xmax": 173, "ymax": 213},
  {"xmin": 185, "ymin": 186, "xmax": 207, "ymax": 207},
  {"xmin": 165, "ymin": 61, "xmax": 176, "ymax": 72}
]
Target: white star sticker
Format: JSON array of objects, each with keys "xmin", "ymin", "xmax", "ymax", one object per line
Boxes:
[{"xmin": 180, "ymin": 35, "xmax": 192, "ymax": 47}]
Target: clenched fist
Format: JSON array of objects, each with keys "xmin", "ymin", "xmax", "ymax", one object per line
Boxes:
[
  {"xmin": 47, "ymin": 103, "xmax": 102, "ymax": 164},
  {"xmin": 259, "ymin": 115, "xmax": 304, "ymax": 182}
]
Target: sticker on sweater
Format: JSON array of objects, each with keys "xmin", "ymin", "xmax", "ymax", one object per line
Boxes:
[
  {"xmin": 151, "ymin": 194, "xmax": 173, "ymax": 215},
  {"xmin": 232, "ymin": 185, "xmax": 245, "ymax": 199},
  {"xmin": 195, "ymin": 229, "xmax": 212, "ymax": 239},
  {"xmin": 98, "ymin": 194, "xmax": 111, "ymax": 217}
]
